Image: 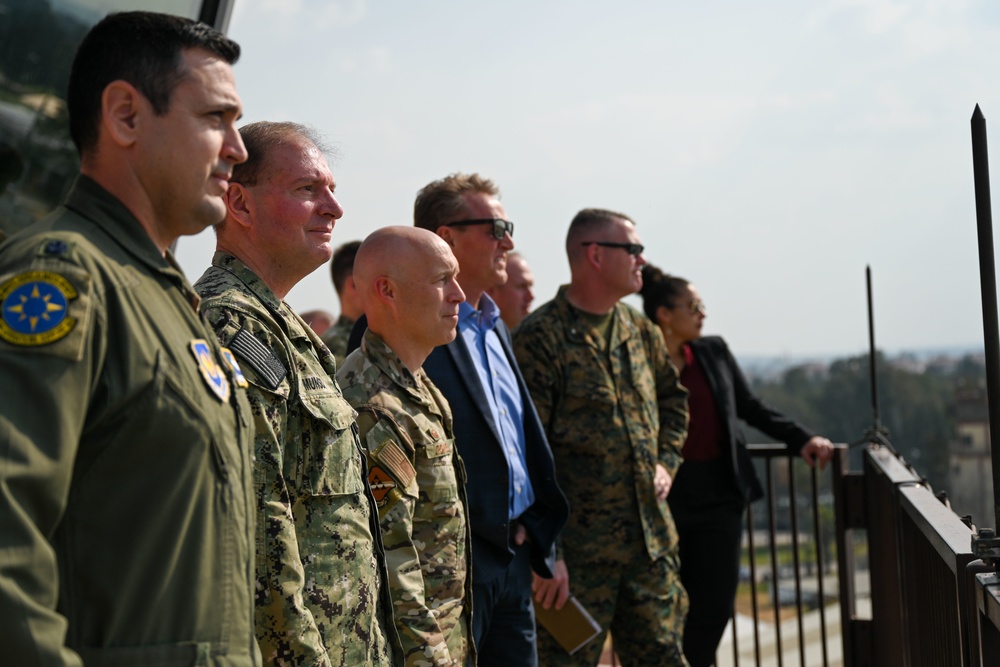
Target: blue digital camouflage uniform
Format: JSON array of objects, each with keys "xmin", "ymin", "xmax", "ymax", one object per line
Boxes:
[
  {"xmin": 195, "ymin": 252, "xmax": 400, "ymax": 667},
  {"xmin": 513, "ymin": 286, "xmax": 690, "ymax": 667},
  {"xmin": 337, "ymin": 330, "xmax": 474, "ymax": 667},
  {"xmin": 321, "ymin": 313, "xmax": 355, "ymax": 367},
  {"xmin": 0, "ymin": 177, "xmax": 260, "ymax": 667}
]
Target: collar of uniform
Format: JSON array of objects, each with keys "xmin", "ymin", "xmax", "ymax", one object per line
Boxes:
[
  {"xmin": 554, "ymin": 284, "xmax": 634, "ymax": 348},
  {"xmin": 65, "ymin": 175, "xmax": 175, "ymax": 275},
  {"xmin": 210, "ymin": 251, "xmax": 284, "ymax": 313},
  {"xmin": 361, "ymin": 328, "xmax": 429, "ymax": 399},
  {"xmin": 459, "ymin": 292, "xmax": 500, "ymax": 331}
]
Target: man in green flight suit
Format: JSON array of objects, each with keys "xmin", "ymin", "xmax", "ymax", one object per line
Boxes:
[
  {"xmin": 338, "ymin": 227, "xmax": 474, "ymax": 666},
  {"xmin": 194, "ymin": 121, "xmax": 400, "ymax": 666},
  {"xmin": 0, "ymin": 12, "xmax": 259, "ymax": 667},
  {"xmin": 514, "ymin": 208, "xmax": 691, "ymax": 666}
]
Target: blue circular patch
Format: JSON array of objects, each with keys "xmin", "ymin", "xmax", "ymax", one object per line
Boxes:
[
  {"xmin": 0, "ymin": 271, "xmax": 78, "ymax": 346},
  {"xmin": 3, "ymin": 280, "xmax": 69, "ymax": 334}
]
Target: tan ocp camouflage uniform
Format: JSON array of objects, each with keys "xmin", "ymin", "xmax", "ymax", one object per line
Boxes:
[
  {"xmin": 321, "ymin": 313, "xmax": 355, "ymax": 367},
  {"xmin": 195, "ymin": 252, "xmax": 400, "ymax": 667},
  {"xmin": 513, "ymin": 286, "xmax": 690, "ymax": 667},
  {"xmin": 337, "ymin": 330, "xmax": 474, "ymax": 667}
]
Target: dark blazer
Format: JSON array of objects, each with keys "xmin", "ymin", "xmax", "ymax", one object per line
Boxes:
[
  {"xmin": 688, "ymin": 336, "xmax": 815, "ymax": 503},
  {"xmin": 347, "ymin": 315, "xmax": 569, "ymax": 581},
  {"xmin": 423, "ymin": 320, "xmax": 569, "ymax": 583}
]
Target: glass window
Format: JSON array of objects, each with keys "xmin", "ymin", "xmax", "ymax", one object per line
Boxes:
[{"xmin": 0, "ymin": 0, "xmax": 206, "ymax": 239}]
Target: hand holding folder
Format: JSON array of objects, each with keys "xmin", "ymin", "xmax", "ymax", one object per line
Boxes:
[{"xmin": 533, "ymin": 595, "xmax": 602, "ymax": 655}]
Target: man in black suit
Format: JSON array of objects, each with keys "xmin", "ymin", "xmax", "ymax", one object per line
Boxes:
[{"xmin": 413, "ymin": 173, "xmax": 569, "ymax": 667}]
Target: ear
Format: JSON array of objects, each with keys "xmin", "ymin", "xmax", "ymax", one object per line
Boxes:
[
  {"xmin": 655, "ymin": 304, "xmax": 672, "ymax": 327},
  {"xmin": 100, "ymin": 80, "xmax": 143, "ymax": 148},
  {"xmin": 436, "ymin": 226, "xmax": 456, "ymax": 247},
  {"xmin": 584, "ymin": 243, "xmax": 602, "ymax": 270},
  {"xmin": 373, "ymin": 275, "xmax": 395, "ymax": 306},
  {"xmin": 225, "ymin": 183, "xmax": 254, "ymax": 229}
]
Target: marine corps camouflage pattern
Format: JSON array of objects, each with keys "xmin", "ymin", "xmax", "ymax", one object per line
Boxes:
[
  {"xmin": 195, "ymin": 252, "xmax": 399, "ymax": 667},
  {"xmin": 513, "ymin": 286, "xmax": 690, "ymax": 667},
  {"xmin": 337, "ymin": 330, "xmax": 474, "ymax": 667},
  {"xmin": 0, "ymin": 177, "xmax": 260, "ymax": 667},
  {"xmin": 321, "ymin": 313, "xmax": 355, "ymax": 367}
]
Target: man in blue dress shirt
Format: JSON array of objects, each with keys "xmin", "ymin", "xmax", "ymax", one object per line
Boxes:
[{"xmin": 415, "ymin": 173, "xmax": 569, "ymax": 667}]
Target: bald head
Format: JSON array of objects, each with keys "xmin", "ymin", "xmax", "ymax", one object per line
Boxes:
[{"xmin": 355, "ymin": 226, "xmax": 465, "ymax": 371}]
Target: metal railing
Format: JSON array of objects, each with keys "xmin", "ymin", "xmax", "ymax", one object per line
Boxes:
[{"xmin": 727, "ymin": 442, "xmax": 979, "ymax": 667}]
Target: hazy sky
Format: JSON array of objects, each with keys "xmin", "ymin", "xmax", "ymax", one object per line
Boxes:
[{"xmin": 174, "ymin": 0, "xmax": 1000, "ymax": 357}]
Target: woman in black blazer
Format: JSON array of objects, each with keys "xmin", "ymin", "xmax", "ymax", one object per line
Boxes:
[{"xmin": 639, "ymin": 265, "xmax": 833, "ymax": 667}]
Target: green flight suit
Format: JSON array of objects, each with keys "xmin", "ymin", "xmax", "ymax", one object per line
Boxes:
[
  {"xmin": 514, "ymin": 286, "xmax": 690, "ymax": 667},
  {"xmin": 195, "ymin": 252, "xmax": 400, "ymax": 667},
  {"xmin": 0, "ymin": 176, "xmax": 260, "ymax": 667},
  {"xmin": 337, "ymin": 330, "xmax": 474, "ymax": 667}
]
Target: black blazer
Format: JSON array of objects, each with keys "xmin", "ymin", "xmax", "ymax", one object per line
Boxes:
[
  {"xmin": 423, "ymin": 320, "xmax": 569, "ymax": 582},
  {"xmin": 688, "ymin": 336, "xmax": 815, "ymax": 503},
  {"xmin": 347, "ymin": 315, "xmax": 569, "ymax": 581}
]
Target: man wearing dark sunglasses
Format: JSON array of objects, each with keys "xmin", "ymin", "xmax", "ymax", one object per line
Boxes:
[
  {"xmin": 414, "ymin": 173, "xmax": 569, "ymax": 667},
  {"xmin": 514, "ymin": 208, "xmax": 691, "ymax": 666}
]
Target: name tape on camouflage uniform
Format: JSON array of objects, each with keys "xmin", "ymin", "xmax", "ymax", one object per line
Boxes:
[{"xmin": 0, "ymin": 271, "xmax": 78, "ymax": 346}]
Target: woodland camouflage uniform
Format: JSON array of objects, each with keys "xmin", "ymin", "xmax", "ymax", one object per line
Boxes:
[{"xmin": 514, "ymin": 286, "xmax": 690, "ymax": 667}]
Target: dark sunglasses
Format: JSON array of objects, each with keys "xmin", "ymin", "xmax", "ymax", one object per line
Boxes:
[
  {"xmin": 444, "ymin": 218, "xmax": 514, "ymax": 240},
  {"xmin": 580, "ymin": 241, "xmax": 645, "ymax": 256}
]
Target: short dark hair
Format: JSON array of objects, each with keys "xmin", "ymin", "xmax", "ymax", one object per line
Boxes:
[
  {"xmin": 67, "ymin": 11, "xmax": 240, "ymax": 155},
  {"xmin": 331, "ymin": 240, "xmax": 362, "ymax": 294},
  {"xmin": 565, "ymin": 207, "xmax": 633, "ymax": 262},
  {"xmin": 413, "ymin": 173, "xmax": 499, "ymax": 232},
  {"xmin": 638, "ymin": 264, "xmax": 690, "ymax": 320},
  {"xmin": 231, "ymin": 121, "xmax": 326, "ymax": 187}
]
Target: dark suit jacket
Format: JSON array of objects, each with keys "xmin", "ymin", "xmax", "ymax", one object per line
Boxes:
[
  {"xmin": 347, "ymin": 315, "xmax": 569, "ymax": 582},
  {"xmin": 688, "ymin": 336, "xmax": 815, "ymax": 503},
  {"xmin": 423, "ymin": 319, "xmax": 569, "ymax": 583}
]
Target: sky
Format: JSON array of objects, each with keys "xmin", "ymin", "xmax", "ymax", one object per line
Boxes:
[{"xmin": 172, "ymin": 0, "xmax": 1000, "ymax": 357}]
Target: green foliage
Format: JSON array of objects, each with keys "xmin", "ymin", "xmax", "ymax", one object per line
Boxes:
[{"xmin": 747, "ymin": 351, "xmax": 979, "ymax": 489}]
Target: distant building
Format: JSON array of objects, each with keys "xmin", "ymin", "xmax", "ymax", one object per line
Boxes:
[{"xmin": 947, "ymin": 381, "xmax": 993, "ymax": 529}]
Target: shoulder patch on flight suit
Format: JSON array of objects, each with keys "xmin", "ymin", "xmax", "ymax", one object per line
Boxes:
[
  {"xmin": 0, "ymin": 270, "xmax": 85, "ymax": 355},
  {"xmin": 228, "ymin": 326, "xmax": 287, "ymax": 389},
  {"xmin": 190, "ymin": 339, "xmax": 230, "ymax": 402}
]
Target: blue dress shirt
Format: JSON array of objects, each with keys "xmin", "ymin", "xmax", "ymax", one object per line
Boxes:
[{"xmin": 458, "ymin": 296, "xmax": 536, "ymax": 520}]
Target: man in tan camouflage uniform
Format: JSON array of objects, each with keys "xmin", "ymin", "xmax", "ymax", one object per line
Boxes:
[
  {"xmin": 338, "ymin": 226, "xmax": 473, "ymax": 666},
  {"xmin": 321, "ymin": 240, "xmax": 362, "ymax": 365},
  {"xmin": 514, "ymin": 208, "xmax": 691, "ymax": 666},
  {"xmin": 194, "ymin": 121, "xmax": 400, "ymax": 667}
]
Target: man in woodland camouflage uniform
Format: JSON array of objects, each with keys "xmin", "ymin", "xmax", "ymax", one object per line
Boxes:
[
  {"xmin": 338, "ymin": 226, "xmax": 473, "ymax": 666},
  {"xmin": 195, "ymin": 121, "xmax": 400, "ymax": 666},
  {"xmin": 514, "ymin": 208, "xmax": 691, "ymax": 667}
]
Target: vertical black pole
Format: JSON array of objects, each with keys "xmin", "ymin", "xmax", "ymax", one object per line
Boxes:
[
  {"xmin": 971, "ymin": 104, "xmax": 1000, "ymax": 530},
  {"xmin": 866, "ymin": 266, "xmax": 881, "ymax": 434}
]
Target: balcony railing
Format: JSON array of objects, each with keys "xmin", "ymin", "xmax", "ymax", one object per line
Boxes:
[{"xmin": 719, "ymin": 442, "xmax": 998, "ymax": 667}]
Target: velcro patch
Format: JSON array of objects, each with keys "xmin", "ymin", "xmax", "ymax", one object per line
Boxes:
[
  {"xmin": 368, "ymin": 465, "xmax": 397, "ymax": 507},
  {"xmin": 220, "ymin": 347, "xmax": 249, "ymax": 388},
  {"xmin": 0, "ymin": 269, "xmax": 89, "ymax": 360},
  {"xmin": 374, "ymin": 439, "xmax": 416, "ymax": 489},
  {"xmin": 228, "ymin": 326, "xmax": 287, "ymax": 389}
]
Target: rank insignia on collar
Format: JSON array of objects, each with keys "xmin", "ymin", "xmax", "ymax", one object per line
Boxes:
[
  {"xmin": 190, "ymin": 339, "xmax": 231, "ymax": 402},
  {"xmin": 220, "ymin": 347, "xmax": 249, "ymax": 388},
  {"xmin": 0, "ymin": 271, "xmax": 78, "ymax": 346}
]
